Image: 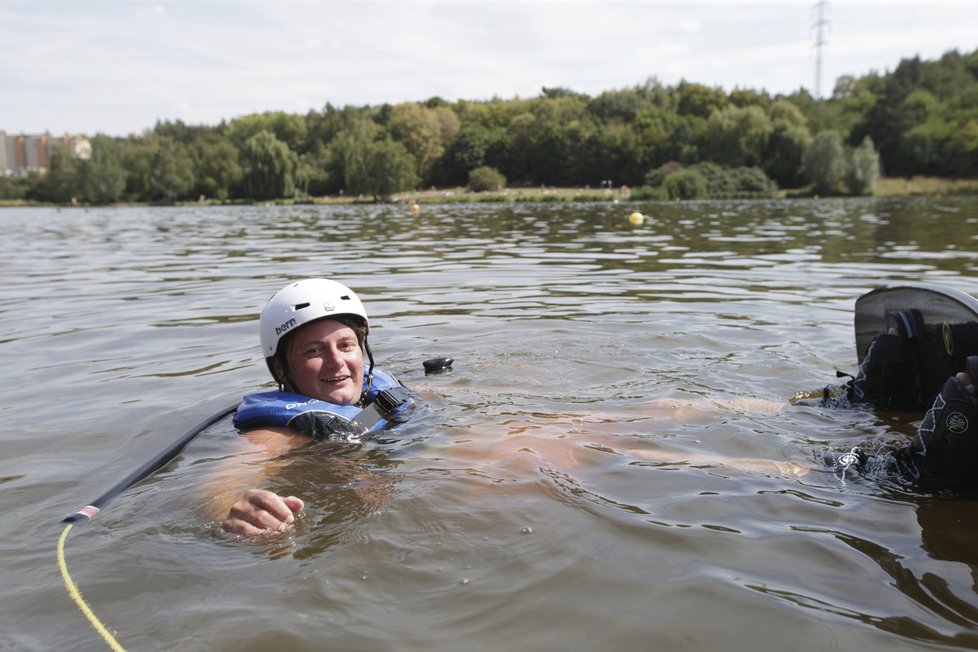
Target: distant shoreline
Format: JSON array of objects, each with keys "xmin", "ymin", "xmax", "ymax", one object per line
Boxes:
[{"xmin": 2, "ymin": 176, "xmax": 976, "ymax": 208}]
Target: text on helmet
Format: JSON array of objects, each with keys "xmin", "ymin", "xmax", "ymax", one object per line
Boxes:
[{"xmin": 275, "ymin": 317, "xmax": 297, "ymax": 336}]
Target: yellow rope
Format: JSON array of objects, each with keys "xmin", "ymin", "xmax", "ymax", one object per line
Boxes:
[{"xmin": 57, "ymin": 524, "xmax": 127, "ymax": 652}]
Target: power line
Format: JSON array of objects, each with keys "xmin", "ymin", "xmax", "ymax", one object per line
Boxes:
[{"xmin": 812, "ymin": 0, "xmax": 830, "ymax": 101}]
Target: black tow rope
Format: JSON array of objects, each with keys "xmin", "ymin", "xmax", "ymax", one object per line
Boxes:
[
  {"xmin": 58, "ymin": 402, "xmax": 239, "ymax": 651},
  {"xmin": 63, "ymin": 403, "xmax": 239, "ymax": 524},
  {"xmin": 57, "ymin": 356, "xmax": 454, "ymax": 650}
]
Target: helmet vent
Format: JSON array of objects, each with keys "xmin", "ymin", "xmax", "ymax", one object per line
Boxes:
[
  {"xmin": 293, "ymin": 302, "xmax": 310, "ymax": 310},
  {"xmin": 339, "ymin": 295, "xmax": 350, "ymax": 300}
]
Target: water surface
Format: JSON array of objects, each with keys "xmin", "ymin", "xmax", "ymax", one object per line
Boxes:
[{"xmin": 3, "ymin": 197, "xmax": 978, "ymax": 651}]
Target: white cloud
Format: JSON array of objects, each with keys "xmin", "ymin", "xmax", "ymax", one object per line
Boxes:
[{"xmin": 2, "ymin": 1, "xmax": 977, "ymax": 135}]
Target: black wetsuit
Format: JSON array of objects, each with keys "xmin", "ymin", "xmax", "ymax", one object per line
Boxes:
[{"xmin": 827, "ymin": 373, "xmax": 978, "ymax": 492}]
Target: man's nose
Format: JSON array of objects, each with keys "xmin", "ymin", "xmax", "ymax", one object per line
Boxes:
[{"xmin": 321, "ymin": 347, "xmax": 343, "ymax": 366}]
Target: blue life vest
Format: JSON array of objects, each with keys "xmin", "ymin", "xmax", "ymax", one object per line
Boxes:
[{"xmin": 233, "ymin": 368, "xmax": 412, "ymax": 442}]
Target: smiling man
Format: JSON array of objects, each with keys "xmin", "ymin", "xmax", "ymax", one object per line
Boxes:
[{"xmin": 219, "ymin": 279, "xmax": 414, "ymax": 536}]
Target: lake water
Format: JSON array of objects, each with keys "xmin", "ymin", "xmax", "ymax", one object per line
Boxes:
[{"xmin": 3, "ymin": 197, "xmax": 978, "ymax": 651}]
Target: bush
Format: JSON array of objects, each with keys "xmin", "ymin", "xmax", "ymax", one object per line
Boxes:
[
  {"xmin": 644, "ymin": 160, "xmax": 682, "ymax": 187},
  {"xmin": 687, "ymin": 163, "xmax": 777, "ymax": 198},
  {"xmin": 0, "ymin": 175, "xmax": 30, "ymax": 200},
  {"xmin": 687, "ymin": 162, "xmax": 733, "ymax": 196},
  {"xmin": 629, "ymin": 186, "xmax": 668, "ymax": 200},
  {"xmin": 847, "ymin": 136, "xmax": 880, "ymax": 196},
  {"xmin": 468, "ymin": 166, "xmax": 506, "ymax": 192},
  {"xmin": 726, "ymin": 166, "xmax": 777, "ymax": 196},
  {"xmin": 641, "ymin": 161, "xmax": 777, "ymax": 199},
  {"xmin": 664, "ymin": 169, "xmax": 708, "ymax": 199}
]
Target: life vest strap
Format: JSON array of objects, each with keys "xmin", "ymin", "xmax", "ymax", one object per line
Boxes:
[{"xmin": 347, "ymin": 386, "xmax": 413, "ymax": 435}]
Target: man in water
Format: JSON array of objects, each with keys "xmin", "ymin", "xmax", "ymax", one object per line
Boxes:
[
  {"xmin": 212, "ymin": 284, "xmax": 978, "ymax": 536},
  {"xmin": 216, "ymin": 279, "xmax": 413, "ymax": 536}
]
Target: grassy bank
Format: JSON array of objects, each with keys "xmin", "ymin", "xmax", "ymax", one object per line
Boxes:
[
  {"xmin": 872, "ymin": 176, "xmax": 978, "ymax": 197},
  {"xmin": 2, "ymin": 176, "xmax": 977, "ymax": 209},
  {"xmin": 394, "ymin": 176, "xmax": 978, "ymax": 204}
]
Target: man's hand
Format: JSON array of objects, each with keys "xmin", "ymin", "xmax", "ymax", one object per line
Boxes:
[{"xmin": 222, "ymin": 489, "xmax": 304, "ymax": 536}]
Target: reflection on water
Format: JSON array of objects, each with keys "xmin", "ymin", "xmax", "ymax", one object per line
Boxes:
[{"xmin": 2, "ymin": 197, "xmax": 978, "ymax": 650}]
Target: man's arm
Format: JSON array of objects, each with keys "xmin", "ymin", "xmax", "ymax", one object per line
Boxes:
[{"xmin": 199, "ymin": 427, "xmax": 310, "ymax": 536}]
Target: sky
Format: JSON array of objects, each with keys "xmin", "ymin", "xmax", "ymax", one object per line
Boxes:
[{"xmin": 3, "ymin": 0, "xmax": 977, "ymax": 137}]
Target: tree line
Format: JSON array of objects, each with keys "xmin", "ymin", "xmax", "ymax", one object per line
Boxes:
[{"xmin": 3, "ymin": 46, "xmax": 976, "ymax": 204}]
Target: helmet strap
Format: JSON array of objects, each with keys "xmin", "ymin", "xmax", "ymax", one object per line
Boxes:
[
  {"xmin": 360, "ymin": 337, "xmax": 375, "ymax": 406},
  {"xmin": 269, "ymin": 352, "xmax": 296, "ymax": 393}
]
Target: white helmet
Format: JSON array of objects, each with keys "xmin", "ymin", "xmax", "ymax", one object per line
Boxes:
[{"xmin": 259, "ymin": 279, "xmax": 368, "ymax": 358}]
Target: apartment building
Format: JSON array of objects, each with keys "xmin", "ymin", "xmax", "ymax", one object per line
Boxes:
[{"xmin": 0, "ymin": 130, "xmax": 91, "ymax": 176}]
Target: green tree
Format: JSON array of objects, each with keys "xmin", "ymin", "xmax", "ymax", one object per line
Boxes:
[
  {"xmin": 121, "ymin": 135, "xmax": 158, "ymax": 201},
  {"xmin": 350, "ymin": 139, "xmax": 418, "ymax": 201},
  {"xmin": 148, "ymin": 138, "xmax": 195, "ymax": 203},
  {"xmin": 668, "ymin": 115, "xmax": 705, "ymax": 165},
  {"xmin": 227, "ymin": 112, "xmax": 309, "ymax": 154},
  {"xmin": 437, "ymin": 122, "xmax": 506, "ymax": 186},
  {"xmin": 703, "ymin": 105, "xmax": 773, "ymax": 167},
  {"xmin": 581, "ymin": 121, "xmax": 646, "ymax": 186},
  {"xmin": 21, "ymin": 43, "xmax": 968, "ymax": 206},
  {"xmin": 944, "ymin": 115, "xmax": 978, "ymax": 177},
  {"xmin": 860, "ymin": 55, "xmax": 935, "ymax": 175},
  {"xmin": 729, "ymin": 88, "xmax": 771, "ymax": 109},
  {"xmin": 240, "ymin": 130, "xmax": 298, "ymax": 200},
  {"xmin": 193, "ymin": 136, "xmax": 242, "ymax": 200},
  {"xmin": 676, "ymin": 81, "xmax": 727, "ymax": 118},
  {"xmin": 587, "ymin": 88, "xmax": 648, "ymax": 122},
  {"xmin": 0, "ymin": 175, "xmax": 29, "ymax": 200},
  {"xmin": 76, "ymin": 135, "xmax": 127, "ymax": 204},
  {"xmin": 28, "ymin": 144, "xmax": 78, "ymax": 203},
  {"xmin": 764, "ymin": 100, "xmax": 812, "ymax": 186},
  {"xmin": 296, "ymin": 152, "xmax": 330, "ymax": 197},
  {"xmin": 803, "ymin": 130, "xmax": 848, "ymax": 195},
  {"xmin": 824, "ymin": 74, "xmax": 878, "ymax": 139},
  {"xmin": 387, "ymin": 103, "xmax": 460, "ymax": 182},
  {"xmin": 329, "ymin": 118, "xmax": 380, "ymax": 194},
  {"xmin": 900, "ymin": 121, "xmax": 943, "ymax": 175},
  {"xmin": 153, "ymin": 119, "xmax": 212, "ymax": 145},
  {"xmin": 633, "ymin": 104, "xmax": 689, "ymax": 167}
]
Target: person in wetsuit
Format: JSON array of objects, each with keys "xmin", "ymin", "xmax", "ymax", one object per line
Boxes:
[{"xmin": 821, "ymin": 308, "xmax": 978, "ymax": 492}]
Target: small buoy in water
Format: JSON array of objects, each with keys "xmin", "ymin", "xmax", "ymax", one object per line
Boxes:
[
  {"xmin": 411, "ymin": 203, "xmax": 420, "ymax": 213},
  {"xmin": 628, "ymin": 211, "xmax": 644, "ymax": 225}
]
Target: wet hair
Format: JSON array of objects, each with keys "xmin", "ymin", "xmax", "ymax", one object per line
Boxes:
[{"xmin": 330, "ymin": 314, "xmax": 368, "ymax": 347}]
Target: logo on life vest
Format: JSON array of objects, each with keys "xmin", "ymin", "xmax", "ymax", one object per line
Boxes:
[
  {"xmin": 285, "ymin": 397, "xmax": 322, "ymax": 410},
  {"xmin": 275, "ymin": 317, "xmax": 297, "ymax": 336},
  {"xmin": 943, "ymin": 322, "xmax": 954, "ymax": 356},
  {"xmin": 946, "ymin": 411, "xmax": 969, "ymax": 435}
]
